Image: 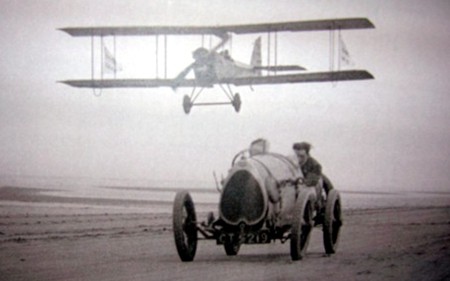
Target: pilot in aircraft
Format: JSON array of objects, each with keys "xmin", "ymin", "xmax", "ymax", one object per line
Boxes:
[{"xmin": 219, "ymin": 50, "xmax": 233, "ymax": 61}]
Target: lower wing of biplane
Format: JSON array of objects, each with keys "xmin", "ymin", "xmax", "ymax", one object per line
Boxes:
[{"xmin": 59, "ymin": 18, "xmax": 375, "ymax": 114}]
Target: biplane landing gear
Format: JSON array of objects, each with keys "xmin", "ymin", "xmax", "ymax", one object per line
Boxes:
[
  {"xmin": 181, "ymin": 85, "xmax": 242, "ymax": 114},
  {"xmin": 231, "ymin": 93, "xmax": 241, "ymax": 113},
  {"xmin": 183, "ymin": 95, "xmax": 193, "ymax": 114}
]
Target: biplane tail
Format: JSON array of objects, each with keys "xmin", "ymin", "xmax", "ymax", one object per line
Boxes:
[{"xmin": 251, "ymin": 37, "xmax": 262, "ymax": 75}]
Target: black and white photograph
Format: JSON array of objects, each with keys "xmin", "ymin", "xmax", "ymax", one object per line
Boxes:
[{"xmin": 1, "ymin": 1, "xmax": 449, "ymax": 280}]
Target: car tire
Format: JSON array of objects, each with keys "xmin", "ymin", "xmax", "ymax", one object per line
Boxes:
[
  {"xmin": 290, "ymin": 188, "xmax": 315, "ymax": 261},
  {"xmin": 323, "ymin": 189, "xmax": 343, "ymax": 254},
  {"xmin": 173, "ymin": 191, "xmax": 198, "ymax": 262}
]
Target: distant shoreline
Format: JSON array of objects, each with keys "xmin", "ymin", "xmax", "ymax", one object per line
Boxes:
[
  {"xmin": 0, "ymin": 186, "xmax": 174, "ymax": 206},
  {"xmin": 100, "ymin": 185, "xmax": 450, "ymax": 196},
  {"xmin": 1, "ymin": 185, "xmax": 449, "ymax": 215}
]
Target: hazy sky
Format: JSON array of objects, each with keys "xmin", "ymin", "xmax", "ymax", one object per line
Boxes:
[{"xmin": 1, "ymin": 0, "xmax": 449, "ymax": 191}]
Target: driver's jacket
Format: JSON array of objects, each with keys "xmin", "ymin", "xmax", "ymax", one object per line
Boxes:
[{"xmin": 300, "ymin": 157, "xmax": 322, "ymax": 187}]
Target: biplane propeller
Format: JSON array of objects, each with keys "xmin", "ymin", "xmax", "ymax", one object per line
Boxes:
[{"xmin": 59, "ymin": 18, "xmax": 374, "ymax": 114}]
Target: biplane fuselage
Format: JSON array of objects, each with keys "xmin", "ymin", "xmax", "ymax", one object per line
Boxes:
[
  {"xmin": 193, "ymin": 49, "xmax": 256, "ymax": 86},
  {"xmin": 190, "ymin": 37, "xmax": 262, "ymax": 87}
]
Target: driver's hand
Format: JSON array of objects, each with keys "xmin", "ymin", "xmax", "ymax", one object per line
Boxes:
[{"xmin": 295, "ymin": 178, "xmax": 305, "ymax": 185}]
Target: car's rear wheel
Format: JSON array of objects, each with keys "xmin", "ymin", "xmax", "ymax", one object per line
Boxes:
[
  {"xmin": 323, "ymin": 189, "xmax": 343, "ymax": 254},
  {"xmin": 173, "ymin": 191, "xmax": 198, "ymax": 262},
  {"xmin": 290, "ymin": 189, "xmax": 315, "ymax": 261}
]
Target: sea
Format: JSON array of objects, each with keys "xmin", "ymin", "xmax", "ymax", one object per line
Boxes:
[{"xmin": 0, "ymin": 175, "xmax": 449, "ymax": 214}]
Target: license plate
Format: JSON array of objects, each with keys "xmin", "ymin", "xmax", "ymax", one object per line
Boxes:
[{"xmin": 217, "ymin": 231, "xmax": 271, "ymax": 245}]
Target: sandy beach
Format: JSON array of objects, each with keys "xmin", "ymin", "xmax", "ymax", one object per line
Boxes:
[{"xmin": 0, "ymin": 186, "xmax": 449, "ymax": 281}]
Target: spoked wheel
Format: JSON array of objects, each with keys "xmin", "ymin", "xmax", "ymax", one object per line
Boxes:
[
  {"xmin": 323, "ymin": 189, "xmax": 343, "ymax": 254},
  {"xmin": 290, "ymin": 189, "xmax": 315, "ymax": 261},
  {"xmin": 173, "ymin": 191, "xmax": 198, "ymax": 262},
  {"xmin": 224, "ymin": 239, "xmax": 241, "ymax": 256}
]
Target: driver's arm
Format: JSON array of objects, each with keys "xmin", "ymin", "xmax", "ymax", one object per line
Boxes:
[{"xmin": 304, "ymin": 162, "xmax": 322, "ymax": 187}]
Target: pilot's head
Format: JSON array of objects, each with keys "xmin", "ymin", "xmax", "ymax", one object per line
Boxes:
[
  {"xmin": 192, "ymin": 47, "xmax": 209, "ymax": 60},
  {"xmin": 293, "ymin": 142, "xmax": 311, "ymax": 165}
]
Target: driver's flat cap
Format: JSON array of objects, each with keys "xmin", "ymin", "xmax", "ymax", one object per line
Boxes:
[{"xmin": 293, "ymin": 142, "xmax": 312, "ymax": 153}]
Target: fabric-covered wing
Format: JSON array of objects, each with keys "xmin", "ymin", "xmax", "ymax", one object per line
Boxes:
[
  {"xmin": 222, "ymin": 70, "xmax": 374, "ymax": 86},
  {"xmin": 60, "ymin": 79, "xmax": 198, "ymax": 88},
  {"xmin": 254, "ymin": 65, "xmax": 306, "ymax": 71},
  {"xmin": 60, "ymin": 18, "xmax": 373, "ymax": 37},
  {"xmin": 60, "ymin": 70, "xmax": 373, "ymax": 89},
  {"xmin": 59, "ymin": 26, "xmax": 228, "ymax": 38},
  {"xmin": 220, "ymin": 18, "xmax": 374, "ymax": 34}
]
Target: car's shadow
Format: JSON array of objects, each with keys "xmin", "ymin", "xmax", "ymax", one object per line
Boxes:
[{"xmin": 193, "ymin": 251, "xmax": 330, "ymax": 264}]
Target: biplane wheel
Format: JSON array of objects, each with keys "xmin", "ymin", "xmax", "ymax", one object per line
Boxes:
[
  {"xmin": 173, "ymin": 191, "xmax": 198, "ymax": 262},
  {"xmin": 183, "ymin": 95, "xmax": 193, "ymax": 114},
  {"xmin": 323, "ymin": 189, "xmax": 343, "ymax": 254},
  {"xmin": 232, "ymin": 93, "xmax": 241, "ymax": 113},
  {"xmin": 224, "ymin": 239, "xmax": 241, "ymax": 256},
  {"xmin": 290, "ymin": 189, "xmax": 315, "ymax": 261}
]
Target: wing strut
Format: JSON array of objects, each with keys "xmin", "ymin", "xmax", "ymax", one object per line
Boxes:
[
  {"xmin": 267, "ymin": 31, "xmax": 271, "ymax": 75},
  {"xmin": 113, "ymin": 35, "xmax": 117, "ymax": 79},
  {"xmin": 91, "ymin": 35, "xmax": 102, "ymax": 96},
  {"xmin": 329, "ymin": 28, "xmax": 335, "ymax": 73},
  {"xmin": 274, "ymin": 31, "xmax": 278, "ymax": 75},
  {"xmin": 157, "ymin": 34, "xmax": 169, "ymax": 79},
  {"xmin": 155, "ymin": 35, "xmax": 159, "ymax": 78},
  {"xmin": 265, "ymin": 31, "xmax": 281, "ymax": 76},
  {"xmin": 329, "ymin": 27, "xmax": 355, "ymax": 84},
  {"xmin": 164, "ymin": 35, "xmax": 168, "ymax": 79},
  {"xmin": 337, "ymin": 28, "xmax": 342, "ymax": 72}
]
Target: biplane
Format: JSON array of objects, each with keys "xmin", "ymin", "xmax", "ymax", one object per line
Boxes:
[{"xmin": 59, "ymin": 18, "xmax": 374, "ymax": 114}]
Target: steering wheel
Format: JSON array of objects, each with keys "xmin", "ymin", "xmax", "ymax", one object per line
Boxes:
[
  {"xmin": 296, "ymin": 177, "xmax": 305, "ymax": 185},
  {"xmin": 278, "ymin": 177, "xmax": 305, "ymax": 187}
]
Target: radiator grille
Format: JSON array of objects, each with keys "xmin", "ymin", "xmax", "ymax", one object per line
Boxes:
[{"xmin": 220, "ymin": 170, "xmax": 265, "ymax": 225}]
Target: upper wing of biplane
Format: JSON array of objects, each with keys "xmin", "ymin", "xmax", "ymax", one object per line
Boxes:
[
  {"xmin": 60, "ymin": 18, "xmax": 374, "ymax": 38},
  {"xmin": 61, "ymin": 78, "xmax": 197, "ymax": 88}
]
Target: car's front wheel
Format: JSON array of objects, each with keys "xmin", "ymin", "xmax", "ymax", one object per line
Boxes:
[
  {"xmin": 323, "ymin": 189, "xmax": 343, "ymax": 254},
  {"xmin": 173, "ymin": 191, "xmax": 198, "ymax": 262},
  {"xmin": 290, "ymin": 188, "xmax": 315, "ymax": 261}
]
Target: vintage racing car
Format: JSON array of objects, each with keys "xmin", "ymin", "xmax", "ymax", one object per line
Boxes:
[{"xmin": 172, "ymin": 141, "xmax": 343, "ymax": 262}]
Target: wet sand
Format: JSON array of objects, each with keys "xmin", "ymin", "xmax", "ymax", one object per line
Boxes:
[{"xmin": 0, "ymin": 187, "xmax": 449, "ymax": 281}]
